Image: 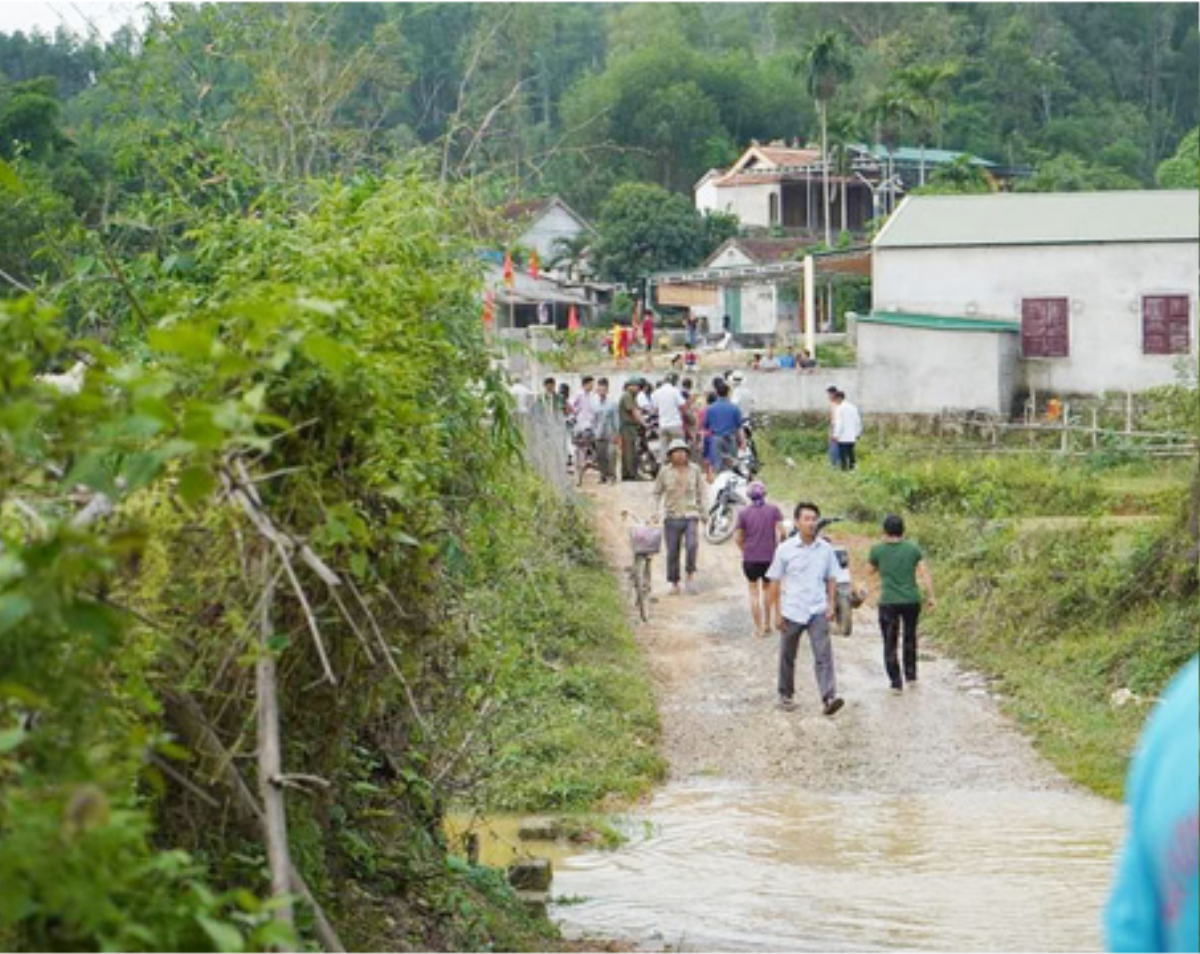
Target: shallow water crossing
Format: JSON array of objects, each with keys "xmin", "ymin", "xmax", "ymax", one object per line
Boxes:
[{"xmin": 551, "ymin": 779, "xmax": 1125, "ymax": 951}]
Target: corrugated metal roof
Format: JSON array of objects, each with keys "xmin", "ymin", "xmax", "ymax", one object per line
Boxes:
[
  {"xmin": 856, "ymin": 144, "xmax": 995, "ymax": 167},
  {"xmin": 859, "ymin": 311, "xmax": 1020, "ymax": 333},
  {"xmin": 875, "ymin": 191, "xmax": 1200, "ymax": 248}
]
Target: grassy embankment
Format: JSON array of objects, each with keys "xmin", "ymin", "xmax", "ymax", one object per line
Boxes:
[
  {"xmin": 460, "ymin": 468, "xmax": 665, "ymax": 816},
  {"xmin": 762, "ymin": 419, "xmax": 1197, "ymax": 799}
]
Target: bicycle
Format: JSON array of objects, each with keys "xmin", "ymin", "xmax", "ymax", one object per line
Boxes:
[
  {"xmin": 623, "ymin": 510, "xmax": 661, "ymax": 623},
  {"xmin": 573, "ymin": 428, "xmax": 598, "ymax": 486}
]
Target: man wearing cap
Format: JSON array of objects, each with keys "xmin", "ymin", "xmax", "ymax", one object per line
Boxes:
[
  {"xmin": 735, "ymin": 480, "xmax": 785, "ymax": 637},
  {"xmin": 653, "ymin": 438, "xmax": 704, "ymax": 595},
  {"xmin": 730, "ymin": 369, "xmax": 755, "ymax": 414},
  {"xmin": 618, "ymin": 378, "xmax": 644, "ymax": 481}
]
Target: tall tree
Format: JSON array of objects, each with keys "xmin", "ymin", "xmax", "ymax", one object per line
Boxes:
[
  {"xmin": 866, "ymin": 86, "xmax": 915, "ymax": 215},
  {"xmin": 801, "ymin": 30, "xmax": 852, "ymax": 246},
  {"xmin": 896, "ymin": 61, "xmax": 958, "ymax": 184}
]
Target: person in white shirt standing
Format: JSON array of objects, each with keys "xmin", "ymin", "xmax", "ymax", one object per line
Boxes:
[
  {"xmin": 831, "ymin": 389, "xmax": 863, "ymax": 471},
  {"xmin": 652, "ymin": 373, "xmax": 687, "ymax": 462}
]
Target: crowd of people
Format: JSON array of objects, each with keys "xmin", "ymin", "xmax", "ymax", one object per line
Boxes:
[
  {"xmin": 535, "ymin": 369, "xmax": 929, "ymax": 719},
  {"xmin": 522, "ymin": 365, "xmax": 1197, "ymax": 948}
]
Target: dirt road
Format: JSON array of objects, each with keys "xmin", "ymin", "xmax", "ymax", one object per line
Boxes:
[{"xmin": 586, "ymin": 476, "xmax": 1075, "ymax": 796}]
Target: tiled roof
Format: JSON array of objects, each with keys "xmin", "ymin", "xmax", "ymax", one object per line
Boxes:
[{"xmin": 757, "ymin": 146, "xmax": 821, "ymax": 166}]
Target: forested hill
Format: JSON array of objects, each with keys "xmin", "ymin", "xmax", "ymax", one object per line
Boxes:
[{"xmin": 1, "ymin": 3, "xmax": 1197, "ymax": 224}]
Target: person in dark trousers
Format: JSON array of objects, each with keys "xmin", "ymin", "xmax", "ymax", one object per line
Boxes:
[
  {"xmin": 705, "ymin": 378, "xmax": 743, "ymax": 470},
  {"xmin": 618, "ymin": 378, "xmax": 644, "ymax": 481},
  {"xmin": 653, "ymin": 438, "xmax": 704, "ymax": 595},
  {"xmin": 766, "ymin": 501, "xmax": 845, "ymax": 716},
  {"xmin": 868, "ymin": 514, "xmax": 936, "ymax": 693}
]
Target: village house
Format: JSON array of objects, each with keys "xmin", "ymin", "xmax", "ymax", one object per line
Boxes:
[
  {"xmin": 859, "ymin": 190, "xmax": 1200, "ymax": 414},
  {"xmin": 694, "ymin": 140, "xmax": 1023, "ymax": 236},
  {"xmin": 501, "ymin": 195, "xmax": 596, "ymax": 278},
  {"xmin": 684, "ymin": 236, "xmax": 810, "ymax": 339},
  {"xmin": 695, "ymin": 141, "xmax": 875, "ymax": 236}
]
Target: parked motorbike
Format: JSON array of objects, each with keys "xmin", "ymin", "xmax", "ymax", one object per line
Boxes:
[
  {"xmin": 635, "ymin": 418, "xmax": 661, "ymax": 480},
  {"xmin": 703, "ymin": 447, "xmax": 759, "ymax": 544},
  {"xmin": 780, "ymin": 515, "xmax": 863, "ymax": 636}
]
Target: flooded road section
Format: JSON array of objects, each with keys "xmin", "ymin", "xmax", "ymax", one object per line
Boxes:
[
  {"xmin": 552, "ymin": 780, "xmax": 1124, "ymax": 951},
  {"xmin": 534, "ymin": 477, "xmax": 1130, "ymax": 951}
]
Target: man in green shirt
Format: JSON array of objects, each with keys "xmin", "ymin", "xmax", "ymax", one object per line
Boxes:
[
  {"xmin": 868, "ymin": 514, "xmax": 936, "ymax": 693},
  {"xmin": 618, "ymin": 378, "xmax": 644, "ymax": 481}
]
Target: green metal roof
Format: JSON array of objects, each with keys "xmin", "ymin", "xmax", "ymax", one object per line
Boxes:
[
  {"xmin": 858, "ymin": 311, "xmax": 1020, "ymax": 333},
  {"xmin": 857, "ymin": 143, "xmax": 995, "ymax": 167},
  {"xmin": 875, "ymin": 191, "xmax": 1200, "ymax": 248}
]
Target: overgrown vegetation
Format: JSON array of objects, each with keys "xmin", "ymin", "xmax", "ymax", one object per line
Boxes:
[
  {"xmin": 0, "ymin": 167, "xmax": 661, "ymax": 952},
  {"xmin": 764, "ymin": 408, "xmax": 1198, "ymax": 797}
]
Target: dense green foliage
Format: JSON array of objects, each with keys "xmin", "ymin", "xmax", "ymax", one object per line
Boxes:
[
  {"xmin": 593, "ymin": 182, "xmax": 736, "ymax": 284},
  {"xmin": 0, "ymin": 162, "xmax": 662, "ymax": 950}
]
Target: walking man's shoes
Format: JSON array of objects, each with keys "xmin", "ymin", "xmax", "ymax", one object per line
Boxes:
[
  {"xmin": 776, "ymin": 696, "xmax": 797, "ymax": 712},
  {"xmin": 823, "ymin": 696, "xmax": 845, "ymax": 716}
]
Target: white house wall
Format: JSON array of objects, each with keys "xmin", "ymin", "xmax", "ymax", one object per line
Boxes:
[
  {"xmin": 858, "ymin": 323, "xmax": 1017, "ymax": 414},
  {"xmin": 873, "ymin": 241, "xmax": 1199, "ymax": 395},
  {"xmin": 520, "ymin": 205, "xmax": 589, "ymax": 262},
  {"xmin": 706, "ymin": 182, "xmax": 779, "ymax": 229}
]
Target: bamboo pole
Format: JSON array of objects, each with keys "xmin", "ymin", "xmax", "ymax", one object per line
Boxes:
[{"xmin": 257, "ymin": 555, "xmax": 295, "ymax": 935}]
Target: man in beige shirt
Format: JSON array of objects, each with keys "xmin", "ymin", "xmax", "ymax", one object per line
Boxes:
[{"xmin": 654, "ymin": 438, "xmax": 705, "ymax": 594}]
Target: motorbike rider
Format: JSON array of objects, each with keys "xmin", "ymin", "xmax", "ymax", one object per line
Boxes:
[{"xmin": 705, "ymin": 379, "xmax": 744, "ymax": 472}]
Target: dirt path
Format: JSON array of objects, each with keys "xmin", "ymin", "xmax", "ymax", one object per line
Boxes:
[{"xmin": 585, "ymin": 476, "xmax": 1075, "ymax": 797}]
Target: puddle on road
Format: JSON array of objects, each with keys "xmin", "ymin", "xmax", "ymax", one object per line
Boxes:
[{"xmin": 547, "ymin": 779, "xmax": 1125, "ymax": 952}]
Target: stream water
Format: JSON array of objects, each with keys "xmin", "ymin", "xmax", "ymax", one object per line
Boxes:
[{"xmin": 544, "ymin": 779, "xmax": 1125, "ymax": 951}]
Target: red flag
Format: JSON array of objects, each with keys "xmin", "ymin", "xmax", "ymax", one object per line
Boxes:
[
  {"xmin": 528, "ymin": 250, "xmax": 540, "ymax": 280},
  {"xmin": 503, "ymin": 251, "xmax": 514, "ymax": 289},
  {"xmin": 567, "ymin": 305, "xmax": 579, "ymax": 331},
  {"xmin": 482, "ymin": 289, "xmax": 495, "ymax": 328}
]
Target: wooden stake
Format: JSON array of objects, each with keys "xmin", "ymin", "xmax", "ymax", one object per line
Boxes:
[{"xmin": 257, "ymin": 554, "xmax": 295, "ymax": 934}]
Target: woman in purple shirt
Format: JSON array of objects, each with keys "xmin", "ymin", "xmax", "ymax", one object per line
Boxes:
[{"xmin": 734, "ymin": 481, "xmax": 785, "ymax": 637}]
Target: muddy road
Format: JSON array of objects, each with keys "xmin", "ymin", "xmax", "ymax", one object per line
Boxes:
[{"xmin": 550, "ymin": 475, "xmax": 1124, "ymax": 951}]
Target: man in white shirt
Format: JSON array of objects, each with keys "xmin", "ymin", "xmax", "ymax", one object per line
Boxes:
[
  {"xmin": 571, "ymin": 375, "xmax": 598, "ymax": 434},
  {"xmin": 766, "ymin": 501, "xmax": 845, "ymax": 716},
  {"xmin": 729, "ymin": 369, "xmax": 756, "ymax": 415},
  {"xmin": 831, "ymin": 389, "xmax": 863, "ymax": 471},
  {"xmin": 652, "ymin": 373, "xmax": 686, "ymax": 460}
]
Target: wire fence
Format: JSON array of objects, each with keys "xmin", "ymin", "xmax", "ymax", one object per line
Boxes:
[{"xmin": 517, "ymin": 402, "xmax": 574, "ymax": 497}]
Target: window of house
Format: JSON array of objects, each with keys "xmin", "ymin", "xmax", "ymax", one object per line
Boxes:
[
  {"xmin": 768, "ymin": 192, "xmax": 779, "ymax": 226},
  {"xmin": 1021, "ymin": 298, "xmax": 1070, "ymax": 358},
  {"xmin": 1142, "ymin": 295, "xmax": 1191, "ymax": 355}
]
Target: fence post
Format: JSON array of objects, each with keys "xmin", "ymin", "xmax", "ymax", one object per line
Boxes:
[
  {"xmin": 1125, "ymin": 389, "xmax": 1133, "ymax": 434},
  {"xmin": 1091, "ymin": 407, "xmax": 1099, "ymax": 451},
  {"xmin": 1060, "ymin": 401, "xmax": 1070, "ymax": 454}
]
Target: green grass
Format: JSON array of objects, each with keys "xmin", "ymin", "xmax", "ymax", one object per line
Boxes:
[
  {"xmin": 761, "ymin": 421, "xmax": 1198, "ymax": 798},
  {"xmin": 457, "ymin": 475, "xmax": 666, "ymax": 815}
]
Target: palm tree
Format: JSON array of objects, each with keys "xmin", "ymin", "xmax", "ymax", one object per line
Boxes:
[
  {"xmin": 801, "ymin": 31, "xmax": 853, "ymax": 247},
  {"xmin": 866, "ymin": 87, "xmax": 916, "ymax": 215},
  {"xmin": 825, "ymin": 112, "xmax": 861, "ymax": 235},
  {"xmin": 548, "ymin": 233, "xmax": 592, "ymax": 282},
  {"xmin": 896, "ymin": 62, "xmax": 959, "ymax": 185}
]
